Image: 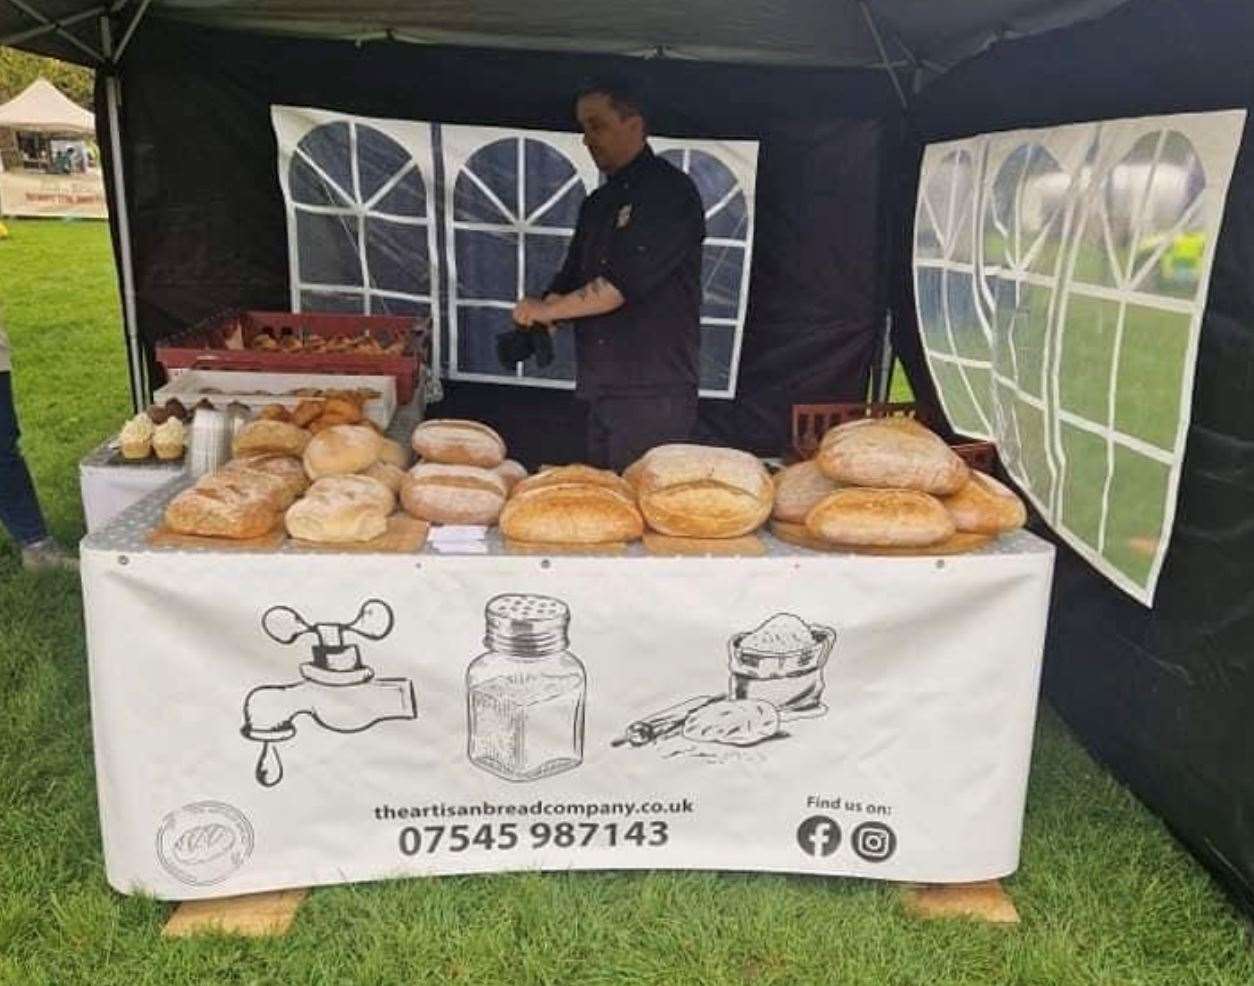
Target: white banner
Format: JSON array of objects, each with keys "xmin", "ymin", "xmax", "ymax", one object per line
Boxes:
[
  {"xmin": 82, "ymin": 534, "xmax": 1052, "ymax": 899},
  {"xmin": 0, "ymin": 169, "xmax": 106, "ymax": 218}
]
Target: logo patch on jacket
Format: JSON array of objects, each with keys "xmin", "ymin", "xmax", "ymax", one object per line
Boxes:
[{"xmin": 616, "ymin": 204, "xmax": 632, "ymax": 228}]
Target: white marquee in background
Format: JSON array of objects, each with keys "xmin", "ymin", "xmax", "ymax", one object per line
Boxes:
[{"xmin": 914, "ymin": 110, "xmax": 1246, "ymax": 605}]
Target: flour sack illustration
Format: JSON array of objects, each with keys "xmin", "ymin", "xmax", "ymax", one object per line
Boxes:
[{"xmin": 241, "ymin": 598, "xmax": 417, "ymax": 787}]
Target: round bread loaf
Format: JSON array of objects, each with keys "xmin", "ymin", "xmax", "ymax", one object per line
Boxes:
[
  {"xmin": 222, "ymin": 454, "xmax": 309, "ymax": 508},
  {"xmin": 164, "ymin": 475, "xmax": 280, "ymax": 539},
  {"xmin": 232, "ymin": 419, "xmax": 310, "ymax": 458},
  {"xmin": 361, "ymin": 460, "xmax": 406, "ymax": 494},
  {"xmin": 401, "ymin": 463, "xmax": 507, "ymax": 525},
  {"xmin": 805, "ymin": 488, "xmax": 954, "ymax": 547},
  {"xmin": 494, "ymin": 458, "xmax": 528, "ymax": 491},
  {"xmin": 636, "ymin": 444, "xmax": 773, "ymax": 538},
  {"xmin": 500, "ymin": 483, "xmax": 644, "ymax": 544},
  {"xmin": 942, "ymin": 471, "xmax": 1026, "ymax": 534},
  {"xmin": 514, "ymin": 464, "xmax": 635, "ymax": 502},
  {"xmin": 411, "ymin": 419, "xmax": 505, "ymax": 467},
  {"xmin": 285, "ymin": 475, "xmax": 394, "ymax": 543},
  {"xmin": 303, "ymin": 425, "xmax": 384, "ymax": 480},
  {"xmin": 817, "ymin": 418, "xmax": 968, "ymax": 495},
  {"xmin": 377, "ymin": 437, "xmax": 409, "ymax": 469},
  {"xmin": 771, "ymin": 460, "xmax": 841, "ymax": 523}
]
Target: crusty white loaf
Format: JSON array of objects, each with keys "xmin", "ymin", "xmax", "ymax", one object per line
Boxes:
[
  {"xmin": 232, "ymin": 419, "xmax": 310, "ymax": 458},
  {"xmin": 400, "ymin": 463, "xmax": 508, "ymax": 525},
  {"xmin": 303, "ymin": 425, "xmax": 384, "ymax": 480},
  {"xmin": 493, "ymin": 458, "xmax": 528, "ymax": 491},
  {"xmin": 360, "ymin": 460, "xmax": 406, "ymax": 494},
  {"xmin": 500, "ymin": 483, "xmax": 643, "ymax": 544},
  {"xmin": 163, "ymin": 474, "xmax": 280, "ymax": 539},
  {"xmin": 411, "ymin": 419, "xmax": 506, "ymax": 468},
  {"xmin": 636, "ymin": 444, "xmax": 773, "ymax": 538},
  {"xmin": 771, "ymin": 459, "xmax": 841, "ymax": 523},
  {"xmin": 221, "ymin": 453, "xmax": 309, "ymax": 508},
  {"xmin": 805, "ymin": 487, "xmax": 955, "ymax": 547},
  {"xmin": 817, "ymin": 418, "xmax": 968, "ymax": 495},
  {"xmin": 941, "ymin": 471, "xmax": 1026, "ymax": 534},
  {"xmin": 284, "ymin": 475, "xmax": 394, "ymax": 543},
  {"xmin": 513, "ymin": 464, "xmax": 636, "ymax": 502},
  {"xmin": 376, "ymin": 437, "xmax": 409, "ymax": 469}
]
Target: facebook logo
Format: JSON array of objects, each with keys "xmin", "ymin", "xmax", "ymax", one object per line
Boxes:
[{"xmin": 796, "ymin": 815, "xmax": 842, "ymax": 857}]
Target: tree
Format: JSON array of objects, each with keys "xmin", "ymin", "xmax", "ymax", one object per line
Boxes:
[{"xmin": 0, "ymin": 47, "xmax": 93, "ymax": 108}]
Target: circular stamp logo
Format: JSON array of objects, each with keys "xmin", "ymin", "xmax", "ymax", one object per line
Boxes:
[{"xmin": 156, "ymin": 801, "xmax": 255, "ymax": 886}]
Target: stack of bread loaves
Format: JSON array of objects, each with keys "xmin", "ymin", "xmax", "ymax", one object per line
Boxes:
[
  {"xmin": 629, "ymin": 444, "xmax": 774, "ymax": 539},
  {"xmin": 401, "ymin": 419, "xmax": 521, "ymax": 526},
  {"xmin": 162, "ymin": 392, "xmax": 411, "ymax": 543},
  {"xmin": 775, "ymin": 416, "xmax": 1025, "ymax": 549},
  {"xmin": 500, "ymin": 465, "xmax": 644, "ymax": 545}
]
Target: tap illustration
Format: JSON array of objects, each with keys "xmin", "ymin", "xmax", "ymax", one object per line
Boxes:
[{"xmin": 241, "ymin": 598, "xmax": 417, "ymax": 788}]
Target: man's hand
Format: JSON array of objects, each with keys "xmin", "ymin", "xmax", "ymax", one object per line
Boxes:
[{"xmin": 512, "ymin": 297, "xmax": 552, "ymax": 329}]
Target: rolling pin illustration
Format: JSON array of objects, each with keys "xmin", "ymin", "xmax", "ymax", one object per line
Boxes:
[{"xmin": 612, "ymin": 694, "xmax": 724, "ymax": 747}]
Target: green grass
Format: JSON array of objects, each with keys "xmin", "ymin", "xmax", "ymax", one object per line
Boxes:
[{"xmin": 1, "ymin": 218, "xmax": 1253, "ymax": 984}]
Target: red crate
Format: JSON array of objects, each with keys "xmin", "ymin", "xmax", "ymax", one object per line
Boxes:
[
  {"xmin": 789, "ymin": 401, "xmax": 997, "ymax": 473},
  {"xmin": 156, "ymin": 310, "xmax": 429, "ymax": 405}
]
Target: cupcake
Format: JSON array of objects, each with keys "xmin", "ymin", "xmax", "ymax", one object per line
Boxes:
[
  {"xmin": 152, "ymin": 417, "xmax": 186, "ymax": 460},
  {"xmin": 119, "ymin": 414, "xmax": 154, "ymax": 459}
]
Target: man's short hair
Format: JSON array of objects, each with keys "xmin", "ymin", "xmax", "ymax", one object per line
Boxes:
[{"xmin": 575, "ymin": 77, "xmax": 648, "ymax": 124}]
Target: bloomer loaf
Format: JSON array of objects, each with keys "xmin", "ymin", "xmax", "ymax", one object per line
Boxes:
[
  {"xmin": 817, "ymin": 418, "xmax": 968, "ymax": 495},
  {"xmin": 500, "ymin": 482, "xmax": 644, "ymax": 544},
  {"xmin": 284, "ymin": 475, "xmax": 394, "ymax": 543},
  {"xmin": 400, "ymin": 463, "xmax": 508, "ymax": 525},
  {"xmin": 303, "ymin": 425, "xmax": 384, "ymax": 480},
  {"xmin": 164, "ymin": 474, "xmax": 281, "ymax": 539},
  {"xmin": 232, "ymin": 419, "xmax": 310, "ymax": 458},
  {"xmin": 805, "ymin": 487, "xmax": 954, "ymax": 547},
  {"xmin": 636, "ymin": 444, "xmax": 773, "ymax": 538},
  {"xmin": 411, "ymin": 419, "xmax": 506, "ymax": 468},
  {"xmin": 771, "ymin": 459, "xmax": 841, "ymax": 524},
  {"xmin": 513, "ymin": 464, "xmax": 635, "ymax": 502},
  {"xmin": 942, "ymin": 471, "xmax": 1026, "ymax": 534}
]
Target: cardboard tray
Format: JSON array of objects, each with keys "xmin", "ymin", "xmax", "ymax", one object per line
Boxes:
[{"xmin": 152, "ymin": 370, "xmax": 397, "ymax": 428}]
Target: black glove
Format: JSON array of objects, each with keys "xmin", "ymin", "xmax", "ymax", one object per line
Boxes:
[{"xmin": 495, "ymin": 327, "xmax": 555, "ymax": 369}]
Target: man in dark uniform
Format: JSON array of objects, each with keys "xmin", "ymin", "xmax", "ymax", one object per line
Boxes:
[{"xmin": 512, "ymin": 79, "xmax": 706, "ymax": 471}]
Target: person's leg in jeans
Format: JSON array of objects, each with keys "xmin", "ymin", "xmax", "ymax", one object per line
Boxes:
[{"xmin": 0, "ymin": 372, "xmax": 75, "ymax": 570}]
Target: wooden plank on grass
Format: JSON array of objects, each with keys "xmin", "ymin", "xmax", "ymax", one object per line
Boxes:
[
  {"xmin": 162, "ymin": 888, "xmax": 308, "ymax": 938},
  {"xmin": 902, "ymin": 880, "xmax": 1020, "ymax": 924}
]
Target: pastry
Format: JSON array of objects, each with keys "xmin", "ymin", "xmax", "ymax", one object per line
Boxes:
[
  {"xmin": 942, "ymin": 472, "xmax": 1027, "ymax": 535},
  {"xmin": 232, "ymin": 419, "xmax": 311, "ymax": 457},
  {"xmin": 164, "ymin": 398, "xmax": 189, "ymax": 421},
  {"xmin": 146, "ymin": 405, "xmax": 170, "ymax": 425},
  {"xmin": 771, "ymin": 459, "xmax": 841, "ymax": 523},
  {"xmin": 152, "ymin": 418, "xmax": 186, "ymax": 460},
  {"xmin": 411, "ymin": 419, "xmax": 506, "ymax": 468},
  {"xmin": 303, "ymin": 425, "xmax": 384, "ymax": 480},
  {"xmin": 500, "ymin": 482, "xmax": 643, "ymax": 545},
  {"xmin": 804, "ymin": 488, "xmax": 955, "ymax": 547},
  {"xmin": 635, "ymin": 444, "xmax": 773, "ymax": 538},
  {"xmin": 400, "ymin": 463, "xmax": 508, "ymax": 526},
  {"xmin": 285, "ymin": 475, "xmax": 394, "ymax": 543},
  {"xmin": 290, "ymin": 399, "xmax": 325, "ymax": 428},
  {"xmin": 817, "ymin": 418, "xmax": 968, "ymax": 495},
  {"xmin": 256, "ymin": 404, "xmax": 293, "ymax": 423},
  {"xmin": 119, "ymin": 414, "xmax": 153, "ymax": 460}
]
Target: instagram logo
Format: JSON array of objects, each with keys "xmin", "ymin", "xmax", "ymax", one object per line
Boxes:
[{"xmin": 851, "ymin": 821, "xmax": 897, "ymax": 863}]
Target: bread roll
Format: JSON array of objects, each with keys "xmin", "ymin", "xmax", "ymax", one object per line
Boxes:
[
  {"xmin": 303, "ymin": 425, "xmax": 384, "ymax": 480},
  {"xmin": 772, "ymin": 460, "xmax": 841, "ymax": 523},
  {"xmin": 805, "ymin": 488, "xmax": 954, "ymax": 547},
  {"xmin": 817, "ymin": 418, "xmax": 967, "ymax": 495},
  {"xmin": 622, "ymin": 456, "xmax": 646, "ymax": 491},
  {"xmin": 636, "ymin": 444, "xmax": 773, "ymax": 538},
  {"xmin": 942, "ymin": 472, "xmax": 1026, "ymax": 534},
  {"xmin": 377, "ymin": 437, "xmax": 409, "ymax": 469},
  {"xmin": 361, "ymin": 460, "xmax": 406, "ymax": 494},
  {"xmin": 285, "ymin": 475, "xmax": 394, "ymax": 543},
  {"xmin": 222, "ymin": 454, "xmax": 309, "ymax": 506},
  {"xmin": 232, "ymin": 419, "xmax": 310, "ymax": 457},
  {"xmin": 411, "ymin": 419, "xmax": 505, "ymax": 468},
  {"xmin": 494, "ymin": 459, "xmax": 528, "ymax": 491},
  {"xmin": 513, "ymin": 464, "xmax": 635, "ymax": 502},
  {"xmin": 500, "ymin": 483, "xmax": 643, "ymax": 544},
  {"xmin": 400, "ymin": 463, "xmax": 507, "ymax": 525},
  {"xmin": 164, "ymin": 476, "xmax": 280, "ymax": 539}
]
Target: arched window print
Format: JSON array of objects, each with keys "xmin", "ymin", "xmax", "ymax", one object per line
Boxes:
[
  {"xmin": 286, "ymin": 119, "xmax": 435, "ymax": 322},
  {"xmin": 447, "ymin": 135, "xmax": 588, "ymax": 385},
  {"xmin": 657, "ymin": 146, "xmax": 754, "ymax": 395}
]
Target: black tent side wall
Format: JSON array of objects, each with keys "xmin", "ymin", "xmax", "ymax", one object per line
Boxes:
[
  {"xmin": 95, "ymin": 20, "xmax": 899, "ymax": 465},
  {"xmin": 894, "ymin": 0, "xmax": 1254, "ymax": 913}
]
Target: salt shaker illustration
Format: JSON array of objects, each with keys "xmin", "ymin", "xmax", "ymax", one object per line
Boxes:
[
  {"xmin": 241, "ymin": 598, "xmax": 417, "ymax": 788},
  {"xmin": 467, "ymin": 594, "xmax": 587, "ymax": 783}
]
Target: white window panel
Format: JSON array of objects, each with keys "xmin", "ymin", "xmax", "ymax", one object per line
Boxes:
[{"xmin": 913, "ymin": 110, "xmax": 1246, "ymax": 605}]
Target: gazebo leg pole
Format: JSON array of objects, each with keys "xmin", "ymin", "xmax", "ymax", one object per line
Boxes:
[{"xmin": 100, "ymin": 13, "xmax": 147, "ymax": 411}]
